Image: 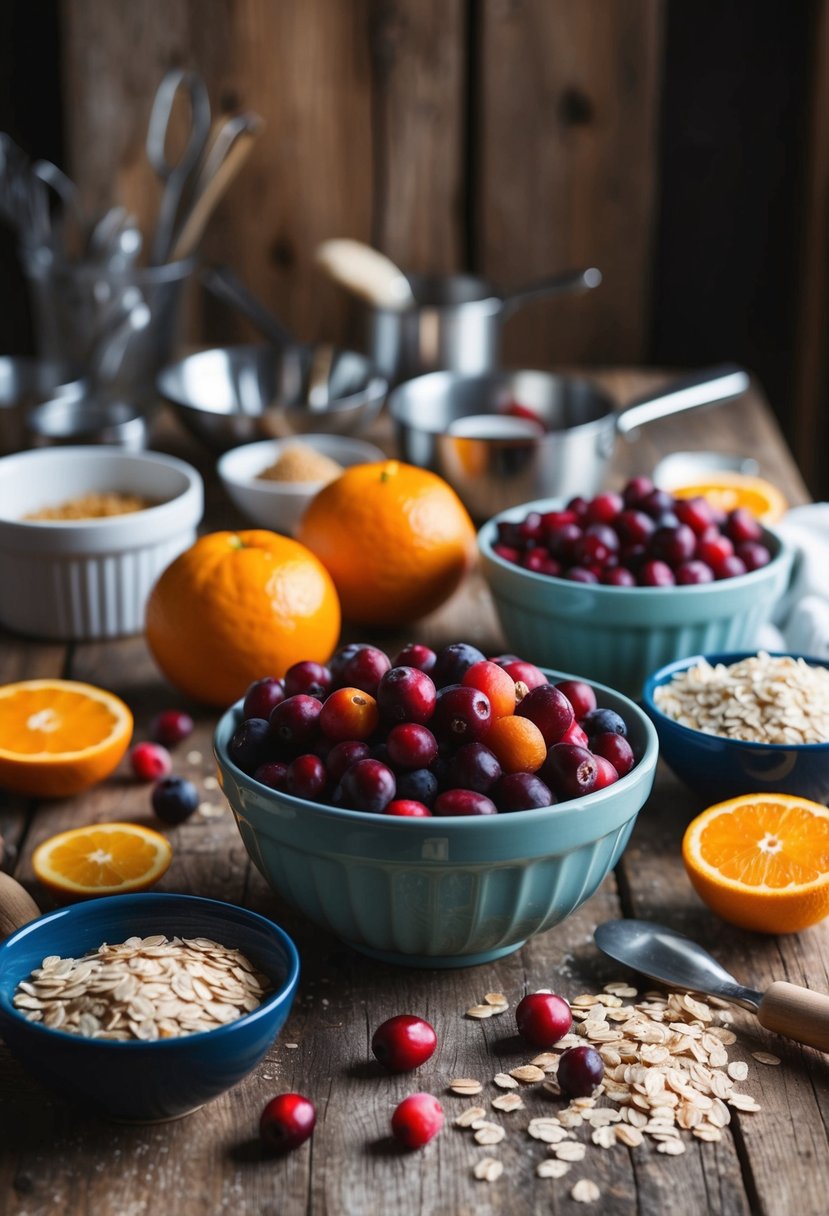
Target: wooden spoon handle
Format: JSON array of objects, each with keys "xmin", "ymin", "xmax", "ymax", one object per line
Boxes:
[
  {"xmin": 0, "ymin": 871, "xmax": 41, "ymax": 940},
  {"xmin": 758, "ymin": 981, "xmax": 829, "ymax": 1052},
  {"xmin": 316, "ymin": 239, "xmax": 415, "ymax": 309},
  {"xmin": 169, "ymin": 130, "xmax": 259, "ymax": 263}
]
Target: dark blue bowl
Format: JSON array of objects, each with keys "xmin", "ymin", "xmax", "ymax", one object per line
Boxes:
[
  {"xmin": 0, "ymin": 892, "xmax": 300, "ymax": 1122},
  {"xmin": 643, "ymin": 651, "xmax": 829, "ymax": 803}
]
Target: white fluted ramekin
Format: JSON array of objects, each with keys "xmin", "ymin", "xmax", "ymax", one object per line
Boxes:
[{"xmin": 0, "ymin": 446, "xmax": 203, "ymax": 640}]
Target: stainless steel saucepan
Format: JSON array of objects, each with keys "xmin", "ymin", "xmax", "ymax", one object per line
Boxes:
[{"xmin": 388, "ymin": 364, "xmax": 750, "ymax": 519}]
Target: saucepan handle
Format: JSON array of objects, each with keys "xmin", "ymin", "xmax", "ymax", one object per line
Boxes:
[
  {"xmin": 500, "ymin": 267, "xmax": 602, "ymax": 317},
  {"xmin": 616, "ymin": 364, "xmax": 750, "ymax": 438}
]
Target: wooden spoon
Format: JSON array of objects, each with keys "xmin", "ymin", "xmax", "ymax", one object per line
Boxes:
[
  {"xmin": 316, "ymin": 239, "xmax": 416, "ymax": 309},
  {"xmin": 0, "ymin": 871, "xmax": 41, "ymax": 941}
]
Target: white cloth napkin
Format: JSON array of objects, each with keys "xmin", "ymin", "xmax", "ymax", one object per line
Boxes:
[{"xmin": 757, "ymin": 503, "xmax": 829, "ymax": 658}]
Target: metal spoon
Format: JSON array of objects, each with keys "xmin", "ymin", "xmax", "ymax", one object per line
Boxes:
[{"xmin": 594, "ymin": 919, "xmax": 829, "ymax": 1052}]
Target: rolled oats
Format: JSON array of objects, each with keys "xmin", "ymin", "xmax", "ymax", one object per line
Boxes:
[
  {"xmin": 571, "ymin": 1178, "xmax": 601, "ymax": 1203},
  {"xmin": 473, "ymin": 1157, "xmax": 503, "ymax": 1182}
]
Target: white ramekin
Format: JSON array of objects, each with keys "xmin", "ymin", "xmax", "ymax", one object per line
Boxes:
[{"xmin": 0, "ymin": 446, "xmax": 203, "ymax": 640}]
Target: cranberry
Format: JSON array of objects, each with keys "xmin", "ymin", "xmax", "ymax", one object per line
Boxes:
[
  {"xmin": 496, "ymin": 520, "xmax": 523, "ymax": 547},
  {"xmin": 696, "ymin": 533, "xmax": 734, "ymax": 566},
  {"xmin": 253, "ymin": 760, "xmax": 288, "ymax": 790},
  {"xmin": 242, "ymin": 678, "xmax": 285, "ymax": 722},
  {"xmin": 639, "ymin": 559, "xmax": 676, "ymax": 587},
  {"xmin": 500, "ymin": 660, "xmax": 548, "ymax": 690},
  {"xmin": 515, "ymin": 991, "xmax": 573, "ymax": 1046},
  {"xmin": 387, "ymin": 723, "xmax": 438, "ymax": 770},
  {"xmin": 391, "ymin": 1093, "xmax": 444, "ymax": 1149},
  {"xmin": 559, "ymin": 719, "xmax": 589, "ymax": 747},
  {"xmin": 493, "ymin": 542, "xmax": 522, "ymax": 563},
  {"xmin": 284, "ymin": 660, "xmax": 332, "ymax": 699},
  {"xmin": 522, "ymin": 548, "xmax": 562, "ymax": 576},
  {"xmin": 736, "ymin": 540, "xmax": 771, "ymax": 571},
  {"xmin": 555, "ymin": 680, "xmax": 597, "ymax": 720},
  {"xmin": 516, "ymin": 684, "xmax": 574, "ymax": 746},
  {"xmin": 285, "ymin": 753, "xmax": 327, "ymax": 800},
  {"xmin": 584, "ymin": 491, "xmax": 623, "ymax": 524},
  {"xmin": 447, "ymin": 742, "xmax": 501, "ymax": 793},
  {"xmin": 319, "ymin": 688, "xmax": 379, "ymax": 741},
  {"xmin": 602, "ymin": 566, "xmax": 637, "ymax": 586},
  {"xmin": 546, "ymin": 521, "xmax": 583, "ymax": 560},
  {"xmin": 622, "ymin": 475, "xmax": 654, "ymax": 506},
  {"xmin": 573, "ymin": 532, "xmax": 614, "ymax": 567},
  {"xmin": 259, "ymin": 1092, "xmax": 316, "ymax": 1152},
  {"xmin": 396, "ymin": 767, "xmax": 439, "ymax": 806},
  {"xmin": 713, "ymin": 553, "xmax": 748, "ymax": 579},
  {"xmin": 726, "ymin": 507, "xmax": 763, "ymax": 544},
  {"xmin": 371, "ymin": 1015, "xmax": 437, "ymax": 1071},
  {"xmin": 386, "ymin": 799, "xmax": 432, "ymax": 817},
  {"xmin": 674, "ymin": 495, "xmax": 717, "ymax": 535},
  {"xmin": 676, "ymin": 559, "xmax": 715, "ymax": 585},
  {"xmin": 433, "ymin": 789, "xmax": 497, "ymax": 816},
  {"xmin": 556, "ymin": 1044, "xmax": 604, "ymax": 1098},
  {"xmin": 376, "ymin": 667, "xmax": 437, "ymax": 725},
  {"xmin": 393, "ymin": 643, "xmax": 437, "ymax": 673},
  {"xmin": 541, "ymin": 744, "xmax": 598, "ymax": 799},
  {"xmin": 325, "ymin": 739, "xmax": 371, "ymax": 783},
  {"xmin": 339, "ymin": 758, "xmax": 396, "ymax": 813},
  {"xmin": 493, "ymin": 771, "xmax": 553, "ymax": 811},
  {"xmin": 616, "ymin": 508, "xmax": 655, "ymax": 545},
  {"xmin": 330, "ymin": 643, "xmax": 391, "ymax": 695},
  {"xmin": 638, "ymin": 488, "xmax": 674, "ymax": 518},
  {"xmin": 565, "ymin": 566, "xmax": 599, "ymax": 584},
  {"xmin": 566, "ymin": 495, "xmax": 590, "ymax": 518},
  {"xmin": 518, "ymin": 510, "xmax": 544, "ymax": 542},
  {"xmin": 593, "ymin": 755, "xmax": 620, "ymax": 788},
  {"xmin": 151, "ymin": 775, "xmax": 199, "ymax": 824},
  {"xmin": 229, "ymin": 717, "xmax": 273, "ymax": 774},
  {"xmin": 431, "ymin": 642, "xmax": 486, "ymax": 688},
  {"xmin": 130, "ymin": 741, "xmax": 172, "ymax": 782},
  {"xmin": 150, "ymin": 709, "xmax": 194, "ymax": 747},
  {"xmin": 431, "ymin": 685, "xmax": 492, "ymax": 745},
  {"xmin": 269, "ymin": 695, "xmax": 322, "ymax": 753},
  {"xmin": 541, "ymin": 509, "xmax": 578, "ymax": 532},
  {"xmin": 591, "ymin": 732, "xmax": 635, "ymax": 776},
  {"xmin": 651, "ymin": 523, "xmax": 697, "ymax": 566}
]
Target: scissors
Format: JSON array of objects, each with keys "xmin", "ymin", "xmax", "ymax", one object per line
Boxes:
[{"xmin": 146, "ymin": 68, "xmax": 211, "ymax": 264}]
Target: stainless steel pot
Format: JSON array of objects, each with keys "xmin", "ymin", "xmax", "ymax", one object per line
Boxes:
[
  {"xmin": 367, "ymin": 268, "xmax": 601, "ymax": 384},
  {"xmin": 389, "ymin": 364, "xmax": 750, "ymax": 519}
]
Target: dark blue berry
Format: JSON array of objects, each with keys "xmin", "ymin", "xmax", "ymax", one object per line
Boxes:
[
  {"xmin": 581, "ymin": 708, "xmax": 627, "ymax": 738},
  {"xmin": 396, "ymin": 767, "xmax": 439, "ymax": 807},
  {"xmin": 229, "ymin": 717, "xmax": 273, "ymax": 774},
  {"xmin": 151, "ymin": 776, "xmax": 199, "ymax": 825},
  {"xmin": 431, "ymin": 642, "xmax": 486, "ymax": 688}
]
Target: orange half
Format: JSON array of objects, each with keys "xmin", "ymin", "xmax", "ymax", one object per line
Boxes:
[
  {"xmin": 0, "ymin": 679, "xmax": 133, "ymax": 798},
  {"xmin": 682, "ymin": 794, "xmax": 829, "ymax": 933},
  {"xmin": 670, "ymin": 473, "xmax": 787, "ymax": 524},
  {"xmin": 32, "ymin": 822, "xmax": 172, "ymax": 897}
]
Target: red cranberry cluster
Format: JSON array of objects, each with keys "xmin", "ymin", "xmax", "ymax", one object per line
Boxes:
[
  {"xmin": 492, "ymin": 475, "xmax": 773, "ymax": 587},
  {"xmin": 129, "ymin": 709, "xmax": 199, "ymax": 825},
  {"xmin": 229, "ymin": 640, "xmax": 638, "ymax": 816}
]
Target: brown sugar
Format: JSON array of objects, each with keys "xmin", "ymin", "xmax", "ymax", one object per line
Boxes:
[
  {"xmin": 258, "ymin": 442, "xmax": 343, "ymax": 484},
  {"xmin": 23, "ymin": 492, "xmax": 156, "ymax": 521}
]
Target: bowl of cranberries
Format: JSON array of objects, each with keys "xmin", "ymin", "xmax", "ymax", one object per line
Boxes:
[
  {"xmin": 213, "ymin": 640, "xmax": 658, "ymax": 969},
  {"xmin": 477, "ymin": 477, "xmax": 794, "ymax": 698}
]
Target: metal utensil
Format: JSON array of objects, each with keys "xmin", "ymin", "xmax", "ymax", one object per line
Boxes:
[
  {"xmin": 32, "ymin": 159, "xmax": 87, "ymax": 257},
  {"xmin": 200, "ymin": 263, "xmax": 295, "ymax": 347},
  {"xmin": 389, "ymin": 364, "xmax": 750, "ymax": 518},
  {"xmin": 146, "ymin": 68, "xmax": 212, "ymax": 264},
  {"xmin": 316, "ymin": 239, "xmax": 416, "ymax": 309},
  {"xmin": 594, "ymin": 919, "xmax": 829, "ymax": 1053}
]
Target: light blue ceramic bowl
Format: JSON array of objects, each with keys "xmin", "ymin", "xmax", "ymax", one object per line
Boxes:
[
  {"xmin": 214, "ymin": 669, "xmax": 658, "ymax": 969},
  {"xmin": 478, "ymin": 499, "xmax": 794, "ymax": 699},
  {"xmin": 0, "ymin": 893, "xmax": 299, "ymax": 1122},
  {"xmin": 643, "ymin": 651, "xmax": 829, "ymax": 803}
]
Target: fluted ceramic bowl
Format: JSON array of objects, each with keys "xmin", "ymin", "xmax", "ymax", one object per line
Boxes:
[
  {"xmin": 478, "ymin": 498, "xmax": 794, "ymax": 699},
  {"xmin": 214, "ymin": 668, "xmax": 658, "ymax": 969},
  {"xmin": 0, "ymin": 893, "xmax": 299, "ymax": 1122}
]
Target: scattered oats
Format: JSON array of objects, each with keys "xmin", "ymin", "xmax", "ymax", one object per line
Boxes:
[
  {"xmin": 484, "ymin": 992, "xmax": 508, "ymax": 1007},
  {"xmin": 615, "ymin": 1124, "xmax": 644, "ymax": 1147},
  {"xmin": 186, "ymin": 750, "xmax": 203, "ymax": 765},
  {"xmin": 572, "ymin": 994, "xmax": 601, "ymax": 1008},
  {"xmin": 542, "ymin": 1079, "xmax": 561, "ymax": 1097},
  {"xmin": 491, "ymin": 1092, "xmax": 524, "ymax": 1112},
  {"xmin": 727, "ymin": 1060, "xmax": 749, "ymax": 1081},
  {"xmin": 454, "ymin": 1106, "xmax": 487, "ymax": 1127},
  {"xmin": 510, "ymin": 1064, "xmax": 546, "ymax": 1084},
  {"xmin": 203, "ymin": 775, "xmax": 219, "ymax": 790},
  {"xmin": 571, "ymin": 1178, "xmax": 601, "ymax": 1203},
  {"xmin": 473, "ymin": 1121, "xmax": 506, "ymax": 1145},
  {"xmin": 553, "ymin": 1033, "xmax": 583, "ymax": 1049},
  {"xmin": 552, "ymin": 1141, "xmax": 587, "ymax": 1162},
  {"xmin": 448, "ymin": 1078, "xmax": 483, "ymax": 1096},
  {"xmin": 752, "ymin": 1051, "xmax": 781, "ymax": 1066},
  {"xmin": 198, "ymin": 802, "xmax": 226, "ymax": 818},
  {"xmin": 693, "ymin": 1125, "xmax": 723, "ymax": 1142},
  {"xmin": 537, "ymin": 1159, "xmax": 570, "ymax": 1179},
  {"xmin": 527, "ymin": 1117, "xmax": 569, "ymax": 1144},
  {"xmin": 284, "ymin": 1042, "xmax": 299, "ymax": 1049},
  {"xmin": 473, "ymin": 1157, "xmax": 503, "ymax": 1182},
  {"xmin": 466, "ymin": 1004, "xmax": 496, "ymax": 1019},
  {"xmin": 728, "ymin": 1093, "xmax": 762, "ymax": 1112},
  {"xmin": 657, "ymin": 1139, "xmax": 687, "ymax": 1155},
  {"xmin": 493, "ymin": 1072, "xmax": 519, "ymax": 1089},
  {"xmin": 558, "ymin": 1109, "xmax": 584, "ymax": 1129},
  {"xmin": 604, "ymin": 983, "xmax": 638, "ymax": 998},
  {"xmin": 592, "ymin": 1124, "xmax": 617, "ymax": 1148},
  {"xmin": 530, "ymin": 1052, "xmax": 559, "ymax": 1071}
]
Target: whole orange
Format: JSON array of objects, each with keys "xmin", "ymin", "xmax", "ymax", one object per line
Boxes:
[
  {"xmin": 297, "ymin": 461, "xmax": 477, "ymax": 626},
  {"xmin": 145, "ymin": 530, "xmax": 341, "ymax": 707}
]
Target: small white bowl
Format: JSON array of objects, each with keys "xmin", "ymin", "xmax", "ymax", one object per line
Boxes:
[
  {"xmin": 0, "ymin": 446, "xmax": 203, "ymax": 640},
  {"xmin": 217, "ymin": 434, "xmax": 385, "ymax": 535}
]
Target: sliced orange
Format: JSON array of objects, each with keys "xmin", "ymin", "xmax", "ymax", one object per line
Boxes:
[
  {"xmin": 682, "ymin": 794, "xmax": 829, "ymax": 933},
  {"xmin": 670, "ymin": 473, "xmax": 787, "ymax": 524},
  {"xmin": 0, "ymin": 679, "xmax": 133, "ymax": 798},
  {"xmin": 32, "ymin": 823, "xmax": 172, "ymax": 897}
]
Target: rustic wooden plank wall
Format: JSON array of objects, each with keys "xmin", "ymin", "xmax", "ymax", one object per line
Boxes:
[{"xmin": 60, "ymin": 0, "xmax": 662, "ymax": 365}]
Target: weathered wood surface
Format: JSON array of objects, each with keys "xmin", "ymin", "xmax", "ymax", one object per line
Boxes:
[{"xmin": 1, "ymin": 373, "xmax": 828, "ymax": 1216}]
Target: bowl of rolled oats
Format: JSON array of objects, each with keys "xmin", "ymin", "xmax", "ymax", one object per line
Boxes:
[
  {"xmin": 0, "ymin": 446, "xmax": 203, "ymax": 640},
  {"xmin": 0, "ymin": 892, "xmax": 299, "ymax": 1122},
  {"xmin": 643, "ymin": 650, "xmax": 829, "ymax": 802}
]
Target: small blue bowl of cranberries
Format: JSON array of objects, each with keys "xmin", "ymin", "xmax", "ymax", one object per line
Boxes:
[
  {"xmin": 477, "ymin": 478, "xmax": 794, "ymax": 699},
  {"xmin": 214, "ymin": 640, "xmax": 658, "ymax": 969}
]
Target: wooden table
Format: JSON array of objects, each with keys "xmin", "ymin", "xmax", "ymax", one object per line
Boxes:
[{"xmin": 1, "ymin": 372, "xmax": 827, "ymax": 1216}]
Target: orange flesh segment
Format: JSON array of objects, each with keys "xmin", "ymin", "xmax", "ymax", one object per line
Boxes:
[
  {"xmin": 697, "ymin": 801, "xmax": 829, "ymax": 889},
  {"xmin": 0, "ymin": 687, "xmax": 121, "ymax": 756},
  {"xmin": 45, "ymin": 828, "xmax": 163, "ymax": 887}
]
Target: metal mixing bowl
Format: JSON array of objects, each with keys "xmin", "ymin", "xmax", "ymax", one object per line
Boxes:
[{"xmin": 157, "ymin": 344, "xmax": 388, "ymax": 453}]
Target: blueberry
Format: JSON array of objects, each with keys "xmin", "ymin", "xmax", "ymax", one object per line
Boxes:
[
  {"xmin": 229, "ymin": 717, "xmax": 272, "ymax": 774},
  {"xmin": 396, "ymin": 767, "xmax": 439, "ymax": 807},
  {"xmin": 582, "ymin": 708, "xmax": 627, "ymax": 738},
  {"xmin": 152, "ymin": 776, "xmax": 200, "ymax": 825}
]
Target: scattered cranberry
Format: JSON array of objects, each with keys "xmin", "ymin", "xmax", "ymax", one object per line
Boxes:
[
  {"xmin": 150, "ymin": 709, "xmax": 194, "ymax": 747},
  {"xmin": 130, "ymin": 741, "xmax": 172, "ymax": 782},
  {"xmin": 242, "ymin": 677, "xmax": 285, "ymax": 722},
  {"xmin": 386, "ymin": 799, "xmax": 432, "ymax": 817},
  {"xmin": 556, "ymin": 1044, "xmax": 604, "ymax": 1098},
  {"xmin": 151, "ymin": 775, "xmax": 199, "ymax": 824},
  {"xmin": 376, "ymin": 666, "xmax": 437, "ymax": 725},
  {"xmin": 371, "ymin": 1015, "xmax": 437, "ymax": 1071},
  {"xmin": 515, "ymin": 991, "xmax": 573, "ymax": 1046},
  {"xmin": 259, "ymin": 1092, "xmax": 316, "ymax": 1152},
  {"xmin": 390, "ymin": 1093, "xmax": 444, "ymax": 1149}
]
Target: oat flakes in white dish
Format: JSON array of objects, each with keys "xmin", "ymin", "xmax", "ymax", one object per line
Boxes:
[
  {"xmin": 12, "ymin": 934, "xmax": 270, "ymax": 1040},
  {"xmin": 653, "ymin": 652, "xmax": 829, "ymax": 744}
]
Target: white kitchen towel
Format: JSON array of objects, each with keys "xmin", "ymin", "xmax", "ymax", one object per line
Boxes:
[{"xmin": 757, "ymin": 503, "xmax": 829, "ymax": 659}]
